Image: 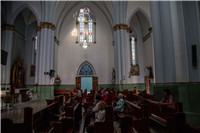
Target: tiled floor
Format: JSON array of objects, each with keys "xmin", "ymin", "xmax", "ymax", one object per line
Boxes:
[{"xmin": 1, "ymin": 100, "xmax": 47, "ymax": 123}]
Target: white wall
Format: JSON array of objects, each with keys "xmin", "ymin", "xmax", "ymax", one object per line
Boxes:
[
  {"xmin": 56, "ymin": 2, "xmax": 114, "ymax": 85},
  {"xmin": 126, "ymin": 1, "xmax": 151, "ymax": 24},
  {"xmin": 129, "ymin": 11, "xmax": 153, "ymax": 84}
]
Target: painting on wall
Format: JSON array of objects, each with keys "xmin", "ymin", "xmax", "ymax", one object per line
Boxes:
[
  {"xmin": 131, "ymin": 64, "xmax": 139, "ymax": 76},
  {"xmin": 30, "ymin": 65, "xmax": 35, "ymax": 77}
]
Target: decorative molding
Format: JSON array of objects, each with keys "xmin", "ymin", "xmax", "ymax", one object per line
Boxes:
[
  {"xmin": 113, "ymin": 24, "xmax": 132, "ymax": 33},
  {"xmin": 32, "ymin": 37, "xmax": 36, "ymax": 41},
  {"xmin": 39, "ymin": 22, "xmax": 56, "ymax": 30},
  {"xmin": 1, "ymin": 24, "xmax": 15, "ymax": 31},
  {"xmin": 14, "ymin": 29, "xmax": 26, "ymax": 39},
  {"xmin": 93, "ymin": 42, "xmax": 96, "ymax": 44},
  {"xmin": 84, "ymin": 21, "xmax": 88, "ymax": 25},
  {"xmin": 76, "ymin": 41, "xmax": 79, "ymax": 43},
  {"xmin": 36, "ymin": 26, "xmax": 41, "ymax": 31},
  {"xmin": 93, "ymin": 21, "xmax": 96, "ymax": 25},
  {"xmin": 54, "ymin": 36, "xmax": 59, "ymax": 46},
  {"xmin": 142, "ymin": 27, "xmax": 153, "ymax": 42},
  {"xmin": 76, "ymin": 21, "xmax": 79, "ymax": 25}
]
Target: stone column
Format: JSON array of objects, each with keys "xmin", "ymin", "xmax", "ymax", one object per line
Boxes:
[
  {"xmin": 36, "ymin": 22, "xmax": 56, "ymax": 85},
  {"xmin": 93, "ymin": 21, "xmax": 96, "ymax": 43},
  {"xmin": 150, "ymin": 1, "xmax": 165, "ymax": 83},
  {"xmin": 1, "ymin": 24, "xmax": 14, "ymax": 88},
  {"xmin": 160, "ymin": 1, "xmax": 176, "ymax": 83}
]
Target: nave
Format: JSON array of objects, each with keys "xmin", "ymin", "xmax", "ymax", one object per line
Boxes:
[{"xmin": 2, "ymin": 88, "xmax": 200, "ymax": 133}]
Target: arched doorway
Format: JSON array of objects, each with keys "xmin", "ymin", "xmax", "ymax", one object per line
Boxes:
[{"xmin": 76, "ymin": 61, "xmax": 98, "ymax": 93}]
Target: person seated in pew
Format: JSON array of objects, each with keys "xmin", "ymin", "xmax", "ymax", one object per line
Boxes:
[
  {"xmin": 134, "ymin": 87, "xmax": 139, "ymax": 94},
  {"xmin": 113, "ymin": 93, "xmax": 124, "ymax": 121},
  {"xmin": 86, "ymin": 101, "xmax": 107, "ymax": 133},
  {"xmin": 76, "ymin": 88, "xmax": 82, "ymax": 97},
  {"xmin": 55, "ymin": 97, "xmax": 78, "ymax": 118},
  {"xmin": 100, "ymin": 90, "xmax": 105, "ymax": 98},
  {"xmin": 60, "ymin": 92, "xmax": 73, "ymax": 113},
  {"xmin": 103, "ymin": 91, "xmax": 109, "ymax": 102},
  {"xmin": 85, "ymin": 95, "xmax": 102, "ymax": 127},
  {"xmin": 159, "ymin": 89, "xmax": 174, "ymax": 107},
  {"xmin": 137, "ymin": 93, "xmax": 146, "ymax": 107}
]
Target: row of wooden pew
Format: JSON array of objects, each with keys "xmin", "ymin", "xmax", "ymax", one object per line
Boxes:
[{"xmin": 109, "ymin": 90, "xmax": 200, "ymax": 133}]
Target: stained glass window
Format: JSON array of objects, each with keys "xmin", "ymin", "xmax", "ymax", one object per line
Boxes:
[
  {"xmin": 132, "ymin": 37, "xmax": 136, "ymax": 65},
  {"xmin": 88, "ymin": 19, "xmax": 93, "ymax": 42},
  {"xmin": 80, "ymin": 22, "xmax": 84, "ymax": 42},
  {"xmin": 35, "ymin": 36, "xmax": 37, "ymax": 51},
  {"xmin": 79, "ymin": 64, "xmax": 93, "ymax": 75}
]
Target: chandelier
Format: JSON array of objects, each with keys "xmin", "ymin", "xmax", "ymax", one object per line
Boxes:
[{"xmin": 73, "ymin": 6, "xmax": 91, "ymax": 49}]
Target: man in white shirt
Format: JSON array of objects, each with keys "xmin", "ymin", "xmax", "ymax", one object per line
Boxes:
[{"xmin": 85, "ymin": 95, "xmax": 102, "ymax": 127}]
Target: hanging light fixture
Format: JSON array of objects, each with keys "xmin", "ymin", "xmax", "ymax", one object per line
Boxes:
[
  {"xmin": 73, "ymin": 2, "xmax": 91, "ymax": 49},
  {"xmin": 80, "ymin": 40, "xmax": 90, "ymax": 49}
]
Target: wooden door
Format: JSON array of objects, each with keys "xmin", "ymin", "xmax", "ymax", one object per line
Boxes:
[
  {"xmin": 76, "ymin": 77, "xmax": 81, "ymax": 89},
  {"xmin": 145, "ymin": 76, "xmax": 150, "ymax": 93},
  {"xmin": 93, "ymin": 77, "xmax": 98, "ymax": 92}
]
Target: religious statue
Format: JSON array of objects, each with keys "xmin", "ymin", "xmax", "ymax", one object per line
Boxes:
[
  {"xmin": 55, "ymin": 75, "xmax": 61, "ymax": 83},
  {"xmin": 111, "ymin": 68, "xmax": 115, "ymax": 82},
  {"xmin": 144, "ymin": 66, "xmax": 153, "ymax": 79}
]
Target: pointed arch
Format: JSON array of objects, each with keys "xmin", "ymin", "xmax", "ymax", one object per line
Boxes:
[
  {"xmin": 127, "ymin": 7, "xmax": 152, "ymax": 27},
  {"xmin": 11, "ymin": 3, "xmax": 40, "ymax": 25},
  {"xmin": 77, "ymin": 61, "xmax": 96, "ymax": 76}
]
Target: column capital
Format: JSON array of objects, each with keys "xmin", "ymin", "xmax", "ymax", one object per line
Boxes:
[
  {"xmin": 1, "ymin": 24, "xmax": 15, "ymax": 31},
  {"xmin": 76, "ymin": 21, "xmax": 79, "ymax": 25},
  {"xmin": 113, "ymin": 23, "xmax": 130, "ymax": 32},
  {"xmin": 39, "ymin": 22, "xmax": 56, "ymax": 30},
  {"xmin": 32, "ymin": 37, "xmax": 36, "ymax": 41},
  {"xmin": 93, "ymin": 21, "xmax": 96, "ymax": 25},
  {"xmin": 36, "ymin": 26, "xmax": 41, "ymax": 31},
  {"xmin": 84, "ymin": 21, "xmax": 88, "ymax": 25}
]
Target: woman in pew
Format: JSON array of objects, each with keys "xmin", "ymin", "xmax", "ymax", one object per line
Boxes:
[
  {"xmin": 113, "ymin": 93, "xmax": 124, "ymax": 121},
  {"xmin": 103, "ymin": 91, "xmax": 109, "ymax": 102},
  {"xmin": 87, "ymin": 101, "xmax": 107, "ymax": 133},
  {"xmin": 159, "ymin": 89, "xmax": 174, "ymax": 106},
  {"xmin": 100, "ymin": 89, "xmax": 105, "ymax": 98}
]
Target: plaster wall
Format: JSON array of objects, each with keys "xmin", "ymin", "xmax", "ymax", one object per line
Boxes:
[
  {"xmin": 126, "ymin": 0, "xmax": 151, "ymax": 23},
  {"xmin": 12, "ymin": 0, "xmax": 42, "ymax": 20},
  {"xmin": 182, "ymin": 1, "xmax": 200, "ymax": 82},
  {"xmin": 25, "ymin": 21, "xmax": 37, "ymax": 85},
  {"xmin": 56, "ymin": 2, "xmax": 114, "ymax": 85}
]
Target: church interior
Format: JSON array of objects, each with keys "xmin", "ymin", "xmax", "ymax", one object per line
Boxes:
[{"xmin": 1, "ymin": 1, "xmax": 200, "ymax": 133}]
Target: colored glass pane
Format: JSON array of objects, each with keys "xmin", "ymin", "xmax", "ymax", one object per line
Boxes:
[
  {"xmin": 88, "ymin": 19, "xmax": 93, "ymax": 42},
  {"xmin": 132, "ymin": 37, "xmax": 136, "ymax": 65},
  {"xmin": 80, "ymin": 22, "xmax": 84, "ymax": 42},
  {"xmin": 79, "ymin": 64, "xmax": 93, "ymax": 75}
]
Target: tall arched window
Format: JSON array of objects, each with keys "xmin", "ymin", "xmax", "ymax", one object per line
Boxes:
[
  {"xmin": 132, "ymin": 37, "xmax": 136, "ymax": 65},
  {"xmin": 88, "ymin": 19, "xmax": 93, "ymax": 42},
  {"xmin": 80, "ymin": 22, "xmax": 84, "ymax": 42}
]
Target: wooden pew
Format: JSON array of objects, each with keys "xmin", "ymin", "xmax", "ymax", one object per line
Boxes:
[
  {"xmin": 54, "ymin": 89, "xmax": 74, "ymax": 95},
  {"xmin": 33, "ymin": 101, "xmax": 59, "ymax": 131},
  {"xmin": 1, "ymin": 118, "xmax": 13, "ymax": 133},
  {"xmin": 65, "ymin": 102, "xmax": 82, "ymax": 131},
  {"xmin": 118, "ymin": 100, "xmax": 150, "ymax": 133},
  {"xmin": 145, "ymin": 99, "xmax": 182, "ymax": 132},
  {"xmin": 94, "ymin": 105, "xmax": 114, "ymax": 133},
  {"xmin": 45, "ymin": 117, "xmax": 74, "ymax": 133},
  {"xmin": 175, "ymin": 112, "xmax": 200, "ymax": 133}
]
